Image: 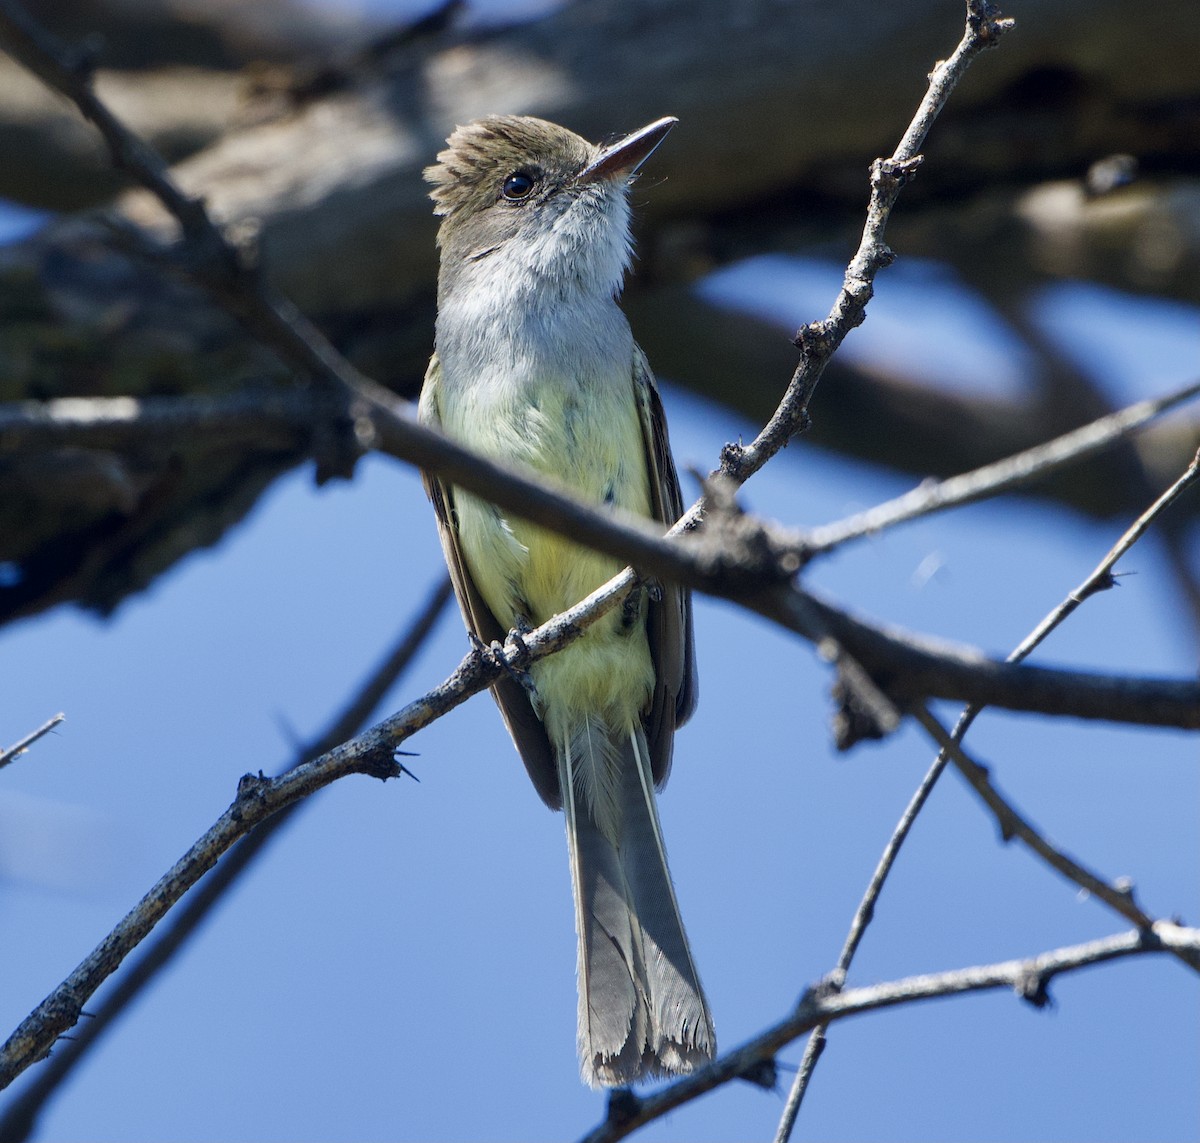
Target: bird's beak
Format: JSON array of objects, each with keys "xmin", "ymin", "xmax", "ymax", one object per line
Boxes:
[{"xmin": 577, "ymin": 116, "xmax": 677, "ymax": 185}]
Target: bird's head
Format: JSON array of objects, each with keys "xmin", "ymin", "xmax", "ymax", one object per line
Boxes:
[{"xmin": 425, "ymin": 115, "xmax": 676, "ymax": 303}]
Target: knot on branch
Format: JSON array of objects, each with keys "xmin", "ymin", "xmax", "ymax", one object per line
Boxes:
[
  {"xmin": 792, "ymin": 319, "xmax": 835, "ymax": 359},
  {"xmin": 840, "ymin": 278, "xmax": 874, "ymax": 312},
  {"xmin": 1015, "ymin": 969, "xmax": 1054, "ymax": 1010},
  {"xmin": 310, "ymin": 398, "xmax": 364, "ymax": 484},
  {"xmin": 820, "ymin": 639, "xmax": 902, "ymax": 750},
  {"xmin": 694, "ymin": 475, "xmax": 802, "ymax": 593},
  {"xmin": 235, "ymin": 770, "xmax": 271, "ymax": 804},
  {"xmin": 830, "ymin": 675, "xmax": 898, "ymax": 750},
  {"xmin": 717, "ymin": 439, "xmax": 752, "ymax": 481},
  {"xmin": 356, "ymin": 746, "xmax": 409, "ymax": 782},
  {"xmin": 796, "ymin": 974, "xmax": 842, "ymax": 1017},
  {"xmin": 872, "ymin": 155, "xmax": 924, "ymax": 193},
  {"xmin": 869, "ymin": 243, "xmax": 897, "ymax": 274},
  {"xmin": 968, "ymin": 1, "xmax": 1015, "ymax": 46},
  {"xmin": 232, "ymin": 771, "xmax": 272, "ymax": 820},
  {"xmin": 1072, "ymin": 570, "xmax": 1119, "ymax": 603}
]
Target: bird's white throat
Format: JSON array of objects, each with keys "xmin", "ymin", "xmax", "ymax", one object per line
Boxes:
[{"xmin": 435, "ymin": 181, "xmax": 636, "ymax": 402}]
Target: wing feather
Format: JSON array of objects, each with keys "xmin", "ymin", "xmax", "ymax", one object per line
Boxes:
[
  {"xmin": 418, "ymin": 354, "xmax": 560, "ymax": 806},
  {"xmin": 632, "ymin": 346, "xmax": 697, "ymax": 788}
]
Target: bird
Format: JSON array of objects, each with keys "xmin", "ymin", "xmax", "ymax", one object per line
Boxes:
[{"xmin": 418, "ymin": 114, "xmax": 714, "ymax": 1087}]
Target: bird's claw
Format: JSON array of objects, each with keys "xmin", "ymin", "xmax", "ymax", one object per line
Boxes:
[{"xmin": 470, "ymin": 630, "xmax": 538, "ymax": 698}]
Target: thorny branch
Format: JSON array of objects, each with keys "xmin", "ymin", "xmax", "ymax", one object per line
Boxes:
[
  {"xmin": 0, "ymin": 0, "xmax": 1192, "ymax": 724},
  {"xmin": 0, "ymin": 563, "xmax": 638, "ymax": 1088},
  {"xmin": 911, "ymin": 705, "xmax": 1196, "ymax": 960},
  {"xmin": 1, "ymin": 0, "xmax": 1196, "ymax": 736},
  {"xmin": 718, "ymin": 0, "xmax": 1014, "ymax": 483},
  {"xmin": 773, "ymin": 745, "xmax": 947, "ymax": 1143},
  {"xmin": 0, "ymin": 578, "xmax": 453, "ymax": 1142},
  {"xmin": 0, "ymin": 0, "xmax": 1013, "ymax": 615},
  {"xmin": 1, "ymin": 0, "xmax": 1196, "ymax": 1135},
  {"xmin": 578, "ymin": 924, "xmax": 1200, "ymax": 1143},
  {"xmin": 802, "ymin": 382, "xmax": 1200, "ymax": 555},
  {"xmin": 907, "ymin": 449, "xmax": 1200, "ymax": 946},
  {"xmin": 775, "ymin": 448, "xmax": 1200, "ymax": 1138}
]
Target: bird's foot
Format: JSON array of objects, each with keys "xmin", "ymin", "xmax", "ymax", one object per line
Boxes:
[{"xmin": 470, "ymin": 629, "xmax": 538, "ymax": 699}]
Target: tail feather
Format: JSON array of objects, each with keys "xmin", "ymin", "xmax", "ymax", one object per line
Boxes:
[{"xmin": 561, "ymin": 720, "xmax": 714, "ymax": 1087}]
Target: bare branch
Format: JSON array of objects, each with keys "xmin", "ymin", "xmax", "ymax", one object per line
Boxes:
[
  {"xmin": 13, "ymin": 0, "xmax": 1190, "ymax": 743},
  {"xmin": 4, "ymin": 5, "xmax": 1194, "ymax": 1131},
  {"xmin": 0, "ymin": 390, "xmax": 344, "ymax": 452},
  {"xmin": 773, "ymin": 746, "xmax": 947, "ymax": 1143},
  {"xmin": 580, "ymin": 923, "xmax": 1200, "ymax": 1143},
  {"xmin": 0, "ymin": 577, "xmax": 453, "ymax": 1142},
  {"xmin": 761, "ymin": 585, "xmax": 1200, "ymax": 729},
  {"xmin": 718, "ymin": 0, "xmax": 1014, "ymax": 484},
  {"xmin": 1019, "ymin": 447, "xmax": 1200, "ymax": 649},
  {"xmin": 804, "ymin": 381, "xmax": 1200, "ymax": 556},
  {"xmin": 0, "ymin": 4, "xmax": 700, "ymax": 609},
  {"xmin": 911, "ymin": 707, "xmax": 1192, "ymax": 957},
  {"xmin": 777, "ymin": 444, "xmax": 1200, "ymax": 1137},
  {"xmin": 0, "ymin": 713, "xmax": 65, "ymax": 770},
  {"xmin": 0, "ymin": 561, "xmax": 638, "ymax": 1090},
  {"xmin": 0, "ymin": 0, "xmax": 1013, "ymax": 621}
]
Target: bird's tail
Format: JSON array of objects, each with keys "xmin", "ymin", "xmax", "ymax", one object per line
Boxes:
[{"xmin": 560, "ymin": 717, "xmax": 714, "ymax": 1087}]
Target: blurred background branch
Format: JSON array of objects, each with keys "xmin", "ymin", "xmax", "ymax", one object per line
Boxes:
[
  {"xmin": 0, "ymin": 2, "xmax": 1197, "ymax": 1139},
  {"xmin": 0, "ymin": 0, "xmax": 1197, "ymax": 625}
]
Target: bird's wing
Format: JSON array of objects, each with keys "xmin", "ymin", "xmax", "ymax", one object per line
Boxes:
[
  {"xmin": 418, "ymin": 354, "xmax": 561, "ymax": 808},
  {"xmin": 632, "ymin": 344, "xmax": 698, "ymax": 788}
]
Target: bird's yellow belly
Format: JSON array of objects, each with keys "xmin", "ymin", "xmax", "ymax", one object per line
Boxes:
[{"xmin": 448, "ymin": 379, "xmax": 656, "ymax": 734}]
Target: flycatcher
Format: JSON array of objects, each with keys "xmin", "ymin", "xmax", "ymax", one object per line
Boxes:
[{"xmin": 419, "ymin": 115, "xmax": 714, "ymax": 1087}]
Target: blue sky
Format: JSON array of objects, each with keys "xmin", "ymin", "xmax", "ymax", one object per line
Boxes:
[
  {"xmin": 1, "ymin": 7, "xmax": 1199, "ymax": 1137},
  {"xmin": 2, "ymin": 267, "xmax": 1197, "ymax": 1139}
]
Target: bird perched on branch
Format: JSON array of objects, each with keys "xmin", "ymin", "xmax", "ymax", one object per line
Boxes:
[{"xmin": 419, "ymin": 114, "xmax": 714, "ymax": 1087}]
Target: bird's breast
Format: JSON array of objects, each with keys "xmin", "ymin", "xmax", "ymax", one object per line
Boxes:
[{"xmin": 435, "ymin": 301, "xmax": 651, "ymax": 624}]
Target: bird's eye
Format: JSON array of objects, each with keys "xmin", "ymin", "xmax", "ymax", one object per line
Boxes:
[{"xmin": 502, "ymin": 171, "xmax": 536, "ymax": 200}]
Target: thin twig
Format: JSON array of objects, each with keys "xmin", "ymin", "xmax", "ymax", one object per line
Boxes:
[
  {"xmin": 3, "ymin": 474, "xmax": 1194, "ymax": 1094},
  {"xmin": 3, "ymin": 378, "xmax": 1193, "ymax": 614},
  {"xmin": 577, "ymin": 923, "xmax": 1199, "ymax": 1143},
  {"xmin": 5, "ymin": 0, "xmax": 1195, "ymax": 742},
  {"xmin": 0, "ymin": 714, "xmax": 65, "ymax": 770},
  {"xmin": 0, "ymin": 0, "xmax": 697, "ymax": 595},
  {"xmin": 0, "ymin": 0, "xmax": 1008, "ymax": 614},
  {"xmin": 909, "ymin": 442, "xmax": 1199, "ymax": 931},
  {"xmin": 773, "ymin": 750, "xmax": 948, "ymax": 1143},
  {"xmin": 6, "ymin": 2, "xmax": 1195, "ymax": 1129},
  {"xmin": 803, "ymin": 381, "xmax": 1200, "ymax": 556},
  {"xmin": 719, "ymin": 0, "xmax": 1014, "ymax": 484},
  {"xmin": 986, "ymin": 287, "xmax": 1200, "ymax": 641},
  {"xmin": 0, "ymin": 564, "xmax": 636, "ymax": 1089},
  {"xmin": 0, "ymin": 577, "xmax": 452, "ymax": 1142},
  {"xmin": 3, "ymin": 528, "xmax": 1198, "ymax": 1093},
  {"xmin": 1017, "ymin": 447, "xmax": 1200, "ymax": 652},
  {"xmin": 764, "ymin": 585, "xmax": 1200, "ymax": 729},
  {"xmin": 910, "ymin": 707, "xmax": 1183, "ymax": 946},
  {"xmin": 775, "ymin": 448, "xmax": 1200, "ymax": 1138}
]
